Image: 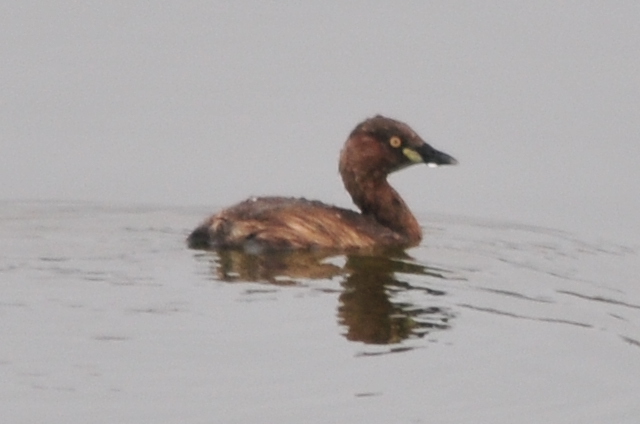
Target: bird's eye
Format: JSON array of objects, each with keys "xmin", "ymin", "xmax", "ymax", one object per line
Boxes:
[{"xmin": 389, "ymin": 136, "xmax": 402, "ymax": 148}]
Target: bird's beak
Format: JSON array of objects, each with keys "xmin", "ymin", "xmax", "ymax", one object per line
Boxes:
[{"xmin": 414, "ymin": 143, "xmax": 458, "ymax": 167}]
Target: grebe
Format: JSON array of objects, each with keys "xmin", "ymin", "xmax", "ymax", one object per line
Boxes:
[{"xmin": 187, "ymin": 115, "xmax": 457, "ymax": 251}]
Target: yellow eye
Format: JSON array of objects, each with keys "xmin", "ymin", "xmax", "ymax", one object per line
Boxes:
[{"xmin": 389, "ymin": 136, "xmax": 402, "ymax": 148}]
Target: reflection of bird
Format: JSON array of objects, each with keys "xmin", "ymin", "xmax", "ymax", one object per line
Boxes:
[
  {"xmin": 338, "ymin": 255, "xmax": 452, "ymax": 346},
  {"xmin": 194, "ymin": 248, "xmax": 455, "ymax": 348},
  {"xmin": 208, "ymin": 249, "xmax": 343, "ymax": 284},
  {"xmin": 188, "ymin": 115, "xmax": 457, "ymax": 251}
]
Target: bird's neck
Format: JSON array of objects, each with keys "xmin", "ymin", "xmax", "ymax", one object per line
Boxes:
[{"xmin": 341, "ymin": 169, "xmax": 422, "ymax": 245}]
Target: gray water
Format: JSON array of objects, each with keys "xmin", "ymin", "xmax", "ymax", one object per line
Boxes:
[
  {"xmin": 2, "ymin": 201, "xmax": 639, "ymax": 423},
  {"xmin": 3, "ymin": 2, "xmax": 640, "ymax": 422}
]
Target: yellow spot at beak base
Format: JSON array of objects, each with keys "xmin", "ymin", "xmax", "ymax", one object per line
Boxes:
[{"xmin": 402, "ymin": 148, "xmax": 423, "ymax": 163}]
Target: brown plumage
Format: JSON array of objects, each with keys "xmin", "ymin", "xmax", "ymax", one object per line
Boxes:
[{"xmin": 187, "ymin": 115, "xmax": 457, "ymax": 252}]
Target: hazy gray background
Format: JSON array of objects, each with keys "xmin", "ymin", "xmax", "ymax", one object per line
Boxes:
[{"xmin": 2, "ymin": 2, "xmax": 639, "ymax": 243}]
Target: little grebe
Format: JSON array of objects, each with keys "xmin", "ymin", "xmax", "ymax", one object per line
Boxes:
[{"xmin": 188, "ymin": 115, "xmax": 457, "ymax": 251}]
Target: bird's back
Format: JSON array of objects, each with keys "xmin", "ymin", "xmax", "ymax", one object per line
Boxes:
[{"xmin": 187, "ymin": 197, "xmax": 406, "ymax": 251}]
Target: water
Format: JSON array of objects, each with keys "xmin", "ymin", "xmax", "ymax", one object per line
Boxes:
[{"xmin": 2, "ymin": 201, "xmax": 640, "ymax": 423}]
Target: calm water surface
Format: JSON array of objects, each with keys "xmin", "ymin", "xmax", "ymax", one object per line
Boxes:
[{"xmin": 2, "ymin": 201, "xmax": 639, "ymax": 423}]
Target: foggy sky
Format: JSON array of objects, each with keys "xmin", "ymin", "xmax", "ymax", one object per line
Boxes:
[{"xmin": 2, "ymin": 2, "xmax": 639, "ymax": 243}]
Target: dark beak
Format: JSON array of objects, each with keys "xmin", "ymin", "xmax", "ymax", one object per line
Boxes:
[{"xmin": 417, "ymin": 143, "xmax": 458, "ymax": 166}]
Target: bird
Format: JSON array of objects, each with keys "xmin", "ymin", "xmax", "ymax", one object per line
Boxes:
[{"xmin": 187, "ymin": 115, "xmax": 457, "ymax": 252}]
